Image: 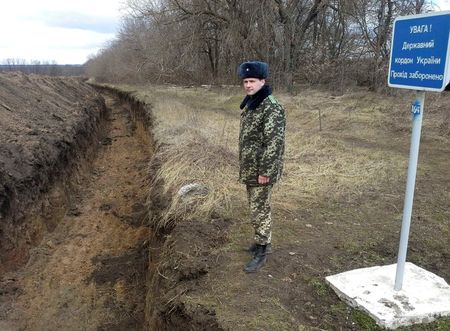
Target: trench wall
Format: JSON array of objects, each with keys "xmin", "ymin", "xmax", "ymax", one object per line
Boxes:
[
  {"xmin": 1, "ymin": 73, "xmax": 224, "ymax": 328},
  {"xmin": 90, "ymin": 83, "xmax": 227, "ymax": 331},
  {"xmin": 0, "ymin": 73, "xmax": 108, "ymax": 272}
]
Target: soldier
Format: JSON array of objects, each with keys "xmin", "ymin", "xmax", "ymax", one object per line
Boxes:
[{"xmin": 238, "ymin": 61, "xmax": 286, "ymax": 273}]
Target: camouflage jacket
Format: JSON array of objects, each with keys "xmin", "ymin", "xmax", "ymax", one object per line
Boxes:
[{"xmin": 239, "ymin": 91, "xmax": 286, "ymax": 186}]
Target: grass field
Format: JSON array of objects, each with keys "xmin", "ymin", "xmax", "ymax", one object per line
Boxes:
[{"xmin": 111, "ymin": 83, "xmax": 450, "ymax": 330}]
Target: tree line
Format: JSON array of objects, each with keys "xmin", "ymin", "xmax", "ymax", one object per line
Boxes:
[
  {"xmin": 86, "ymin": 0, "xmax": 432, "ymax": 90},
  {"xmin": 1, "ymin": 59, "xmax": 85, "ymax": 76}
]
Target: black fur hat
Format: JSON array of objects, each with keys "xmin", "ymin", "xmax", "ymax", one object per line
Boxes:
[{"xmin": 238, "ymin": 61, "xmax": 269, "ymax": 79}]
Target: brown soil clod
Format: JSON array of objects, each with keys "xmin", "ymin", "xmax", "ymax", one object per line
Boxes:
[{"xmin": 87, "ymin": 240, "xmax": 149, "ymax": 286}]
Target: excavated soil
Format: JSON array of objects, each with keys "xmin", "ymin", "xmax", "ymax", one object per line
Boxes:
[
  {"xmin": 0, "ymin": 72, "xmax": 107, "ymax": 272},
  {"xmin": 0, "ymin": 74, "xmax": 153, "ymax": 330}
]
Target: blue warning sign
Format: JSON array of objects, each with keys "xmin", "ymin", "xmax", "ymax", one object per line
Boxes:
[{"xmin": 388, "ymin": 11, "xmax": 450, "ymax": 92}]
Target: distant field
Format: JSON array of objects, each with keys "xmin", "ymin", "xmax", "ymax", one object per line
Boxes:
[{"xmin": 0, "ymin": 64, "xmax": 84, "ymax": 76}]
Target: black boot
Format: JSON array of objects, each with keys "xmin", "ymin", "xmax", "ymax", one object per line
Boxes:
[
  {"xmin": 244, "ymin": 244, "xmax": 267, "ymax": 273},
  {"xmin": 247, "ymin": 242, "xmax": 272, "ymax": 254}
]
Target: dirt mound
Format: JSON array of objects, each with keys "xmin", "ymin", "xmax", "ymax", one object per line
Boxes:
[
  {"xmin": 0, "ymin": 90, "xmax": 153, "ymax": 330},
  {"xmin": 0, "ymin": 72, "xmax": 106, "ymax": 272}
]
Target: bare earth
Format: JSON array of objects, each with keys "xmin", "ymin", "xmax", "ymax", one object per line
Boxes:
[{"xmin": 0, "ymin": 95, "xmax": 151, "ymax": 330}]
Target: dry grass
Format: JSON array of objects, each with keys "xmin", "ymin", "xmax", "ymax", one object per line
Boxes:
[
  {"xmin": 110, "ymin": 84, "xmax": 450, "ymax": 233},
  {"xmin": 115, "ymin": 85, "xmax": 244, "ymax": 229}
]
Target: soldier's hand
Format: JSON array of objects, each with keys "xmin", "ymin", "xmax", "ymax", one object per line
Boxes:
[{"xmin": 258, "ymin": 175, "xmax": 270, "ymax": 185}]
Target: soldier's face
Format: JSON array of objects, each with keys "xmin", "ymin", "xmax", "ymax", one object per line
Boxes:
[{"xmin": 243, "ymin": 78, "xmax": 265, "ymax": 96}]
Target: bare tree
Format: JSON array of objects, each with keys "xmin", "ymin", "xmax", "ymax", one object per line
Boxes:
[{"xmin": 85, "ymin": 0, "xmax": 433, "ymax": 90}]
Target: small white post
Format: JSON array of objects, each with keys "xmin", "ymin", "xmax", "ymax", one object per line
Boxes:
[{"xmin": 394, "ymin": 91, "xmax": 425, "ymax": 291}]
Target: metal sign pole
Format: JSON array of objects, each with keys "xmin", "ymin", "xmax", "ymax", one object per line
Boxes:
[
  {"xmin": 388, "ymin": 11, "xmax": 450, "ymax": 292},
  {"xmin": 394, "ymin": 91, "xmax": 425, "ymax": 291}
]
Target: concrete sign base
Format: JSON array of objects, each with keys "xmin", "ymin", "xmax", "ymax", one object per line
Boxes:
[{"xmin": 325, "ymin": 263, "xmax": 450, "ymax": 329}]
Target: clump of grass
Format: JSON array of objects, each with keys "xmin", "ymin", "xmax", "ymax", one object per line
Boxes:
[
  {"xmin": 155, "ymin": 136, "xmax": 239, "ymax": 228},
  {"xmin": 307, "ymin": 277, "xmax": 329, "ymax": 297},
  {"xmin": 351, "ymin": 309, "xmax": 381, "ymax": 331}
]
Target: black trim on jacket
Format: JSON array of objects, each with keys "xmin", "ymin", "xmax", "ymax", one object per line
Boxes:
[{"xmin": 240, "ymin": 85, "xmax": 272, "ymax": 110}]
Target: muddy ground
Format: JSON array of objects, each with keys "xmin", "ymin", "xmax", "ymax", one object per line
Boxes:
[{"xmin": 0, "ymin": 74, "xmax": 152, "ymax": 330}]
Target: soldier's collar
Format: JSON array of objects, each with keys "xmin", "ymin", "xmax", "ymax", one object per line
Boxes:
[{"xmin": 240, "ymin": 85, "xmax": 272, "ymax": 110}]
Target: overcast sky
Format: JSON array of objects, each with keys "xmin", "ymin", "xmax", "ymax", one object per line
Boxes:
[
  {"xmin": 435, "ymin": 0, "xmax": 450, "ymax": 11},
  {"xmin": 0, "ymin": 0, "xmax": 124, "ymax": 65},
  {"xmin": 0, "ymin": 1, "xmax": 449, "ymax": 65}
]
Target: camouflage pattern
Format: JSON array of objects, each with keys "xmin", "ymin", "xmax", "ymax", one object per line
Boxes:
[
  {"xmin": 239, "ymin": 95, "xmax": 285, "ymax": 185},
  {"xmin": 239, "ymin": 93, "xmax": 285, "ymax": 245},
  {"xmin": 247, "ymin": 184, "xmax": 272, "ymax": 245}
]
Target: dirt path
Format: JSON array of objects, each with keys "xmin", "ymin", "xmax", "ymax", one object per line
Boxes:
[{"xmin": 0, "ymin": 94, "xmax": 151, "ymax": 330}]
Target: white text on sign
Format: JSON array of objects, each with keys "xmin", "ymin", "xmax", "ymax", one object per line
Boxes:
[
  {"xmin": 409, "ymin": 24, "xmax": 432, "ymax": 33},
  {"xmin": 402, "ymin": 40, "xmax": 434, "ymax": 51}
]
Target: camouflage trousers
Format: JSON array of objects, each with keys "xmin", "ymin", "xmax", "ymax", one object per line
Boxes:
[{"xmin": 246, "ymin": 184, "xmax": 273, "ymax": 245}]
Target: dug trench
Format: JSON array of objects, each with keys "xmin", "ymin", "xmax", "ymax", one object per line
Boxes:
[
  {"xmin": 1, "ymin": 76, "xmax": 224, "ymax": 330},
  {"xmin": 0, "ymin": 80, "xmax": 155, "ymax": 329}
]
